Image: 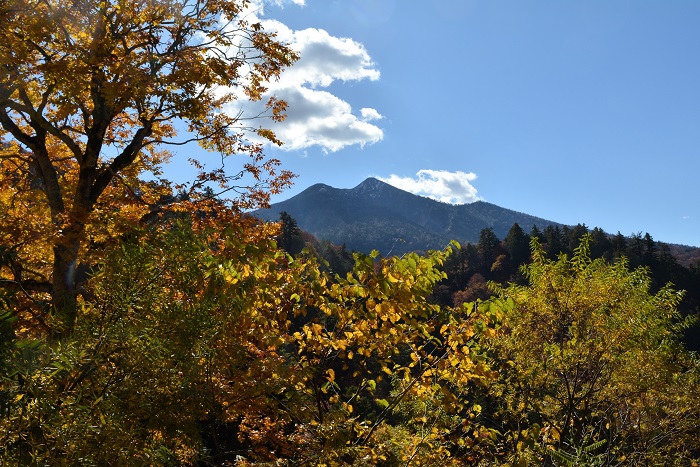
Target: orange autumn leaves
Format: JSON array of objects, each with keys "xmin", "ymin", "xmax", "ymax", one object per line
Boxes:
[{"xmin": 0, "ymin": 0, "xmax": 297, "ymax": 325}]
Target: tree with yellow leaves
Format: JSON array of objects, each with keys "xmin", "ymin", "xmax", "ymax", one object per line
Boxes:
[
  {"xmin": 0, "ymin": 216, "xmax": 503, "ymax": 464},
  {"xmin": 0, "ymin": 0, "xmax": 297, "ymax": 332},
  {"xmin": 487, "ymin": 235, "xmax": 700, "ymax": 465},
  {"xmin": 0, "ymin": 3, "xmax": 502, "ymax": 463}
]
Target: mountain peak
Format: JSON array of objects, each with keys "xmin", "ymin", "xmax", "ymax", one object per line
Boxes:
[
  {"xmin": 253, "ymin": 179, "xmax": 561, "ymax": 255},
  {"xmin": 349, "ymin": 177, "xmax": 394, "ymax": 199},
  {"xmin": 305, "ymin": 182, "xmax": 333, "ymax": 192},
  {"xmin": 353, "ymin": 177, "xmax": 389, "ymax": 191},
  {"xmin": 355, "ymin": 177, "xmax": 384, "ymax": 187}
]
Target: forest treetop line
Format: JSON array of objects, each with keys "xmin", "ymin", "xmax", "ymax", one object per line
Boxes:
[{"xmin": 257, "ymin": 177, "xmax": 700, "ymax": 267}]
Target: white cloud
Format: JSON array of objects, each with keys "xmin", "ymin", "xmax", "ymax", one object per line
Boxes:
[
  {"xmin": 271, "ymin": 24, "xmax": 380, "ymax": 88},
  {"xmin": 360, "ymin": 108, "xmax": 383, "ymax": 121},
  {"xmin": 379, "ymin": 170, "xmax": 482, "ymax": 204},
  {"xmin": 265, "ymin": 86, "xmax": 383, "ymax": 152},
  {"xmin": 223, "ymin": 3, "xmax": 383, "ymax": 152},
  {"xmin": 272, "ymin": 0, "xmax": 305, "ymax": 6},
  {"xmin": 245, "ymin": 0, "xmax": 304, "ymax": 14}
]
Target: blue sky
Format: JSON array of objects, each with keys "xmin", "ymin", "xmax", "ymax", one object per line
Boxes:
[{"xmin": 170, "ymin": 1, "xmax": 700, "ymax": 246}]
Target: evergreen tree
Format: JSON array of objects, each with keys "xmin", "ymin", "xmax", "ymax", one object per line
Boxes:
[
  {"xmin": 589, "ymin": 227, "xmax": 612, "ymax": 261},
  {"xmin": 627, "ymin": 232, "xmax": 645, "ymax": 267},
  {"xmin": 612, "ymin": 231, "xmax": 627, "ymax": 259},
  {"xmin": 530, "ymin": 225, "xmax": 545, "ymax": 244},
  {"xmin": 443, "ymin": 243, "xmax": 479, "ymax": 291},
  {"xmin": 567, "ymin": 223, "xmax": 589, "ymax": 254},
  {"xmin": 643, "ymin": 232, "xmax": 658, "ymax": 266},
  {"xmin": 543, "ymin": 225, "xmax": 564, "ymax": 259},
  {"xmin": 477, "ymin": 228, "xmax": 501, "ymax": 275},
  {"xmin": 503, "ymin": 223, "xmax": 530, "ymax": 272},
  {"xmin": 278, "ymin": 211, "xmax": 305, "ymax": 256}
]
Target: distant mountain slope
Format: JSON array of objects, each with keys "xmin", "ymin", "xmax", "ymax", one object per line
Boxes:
[
  {"xmin": 667, "ymin": 243, "xmax": 700, "ymax": 268},
  {"xmin": 254, "ymin": 178, "xmax": 562, "ymax": 255}
]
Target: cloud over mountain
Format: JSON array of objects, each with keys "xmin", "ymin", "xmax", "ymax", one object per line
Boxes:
[{"xmin": 378, "ymin": 170, "xmax": 482, "ymax": 204}]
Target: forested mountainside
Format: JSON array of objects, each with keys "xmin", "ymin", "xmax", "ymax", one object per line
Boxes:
[
  {"xmin": 267, "ymin": 179, "xmax": 700, "ymax": 351},
  {"xmin": 254, "ymin": 178, "xmax": 562, "ymax": 255},
  {"xmin": 668, "ymin": 243, "xmax": 700, "ymax": 267},
  {"xmin": 259, "ymin": 177, "xmax": 700, "ymax": 266},
  {"xmin": 276, "ymin": 212, "xmax": 700, "ymax": 351}
]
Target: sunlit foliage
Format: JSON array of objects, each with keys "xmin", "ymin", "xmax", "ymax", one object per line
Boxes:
[
  {"xmin": 1, "ymin": 2, "xmax": 699, "ymax": 465},
  {"xmin": 0, "ymin": 0, "xmax": 297, "ymax": 330},
  {"xmin": 487, "ymin": 235, "xmax": 700, "ymax": 465},
  {"xmin": 0, "ymin": 220, "xmax": 501, "ymax": 464}
]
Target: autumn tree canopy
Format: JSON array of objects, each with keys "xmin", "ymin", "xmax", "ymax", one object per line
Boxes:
[
  {"xmin": 0, "ymin": 0, "xmax": 297, "ymax": 331},
  {"xmin": 2, "ymin": 3, "xmax": 699, "ymax": 465},
  {"xmin": 487, "ymin": 236, "xmax": 700, "ymax": 465}
]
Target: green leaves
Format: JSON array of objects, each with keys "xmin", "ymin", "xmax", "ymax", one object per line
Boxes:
[
  {"xmin": 487, "ymin": 237, "xmax": 700, "ymax": 465},
  {"xmin": 11, "ymin": 198, "xmax": 698, "ymax": 465}
]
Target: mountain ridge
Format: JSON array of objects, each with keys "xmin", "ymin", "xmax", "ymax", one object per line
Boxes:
[{"xmin": 253, "ymin": 178, "xmax": 562, "ymax": 255}]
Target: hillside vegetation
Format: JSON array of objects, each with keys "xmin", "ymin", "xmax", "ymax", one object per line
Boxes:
[
  {"xmin": 1, "ymin": 2, "xmax": 699, "ymax": 465},
  {"xmin": 3, "ymin": 215, "xmax": 700, "ymax": 465}
]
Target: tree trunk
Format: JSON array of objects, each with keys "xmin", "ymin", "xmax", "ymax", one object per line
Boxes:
[{"xmin": 51, "ymin": 224, "xmax": 83, "ymax": 333}]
